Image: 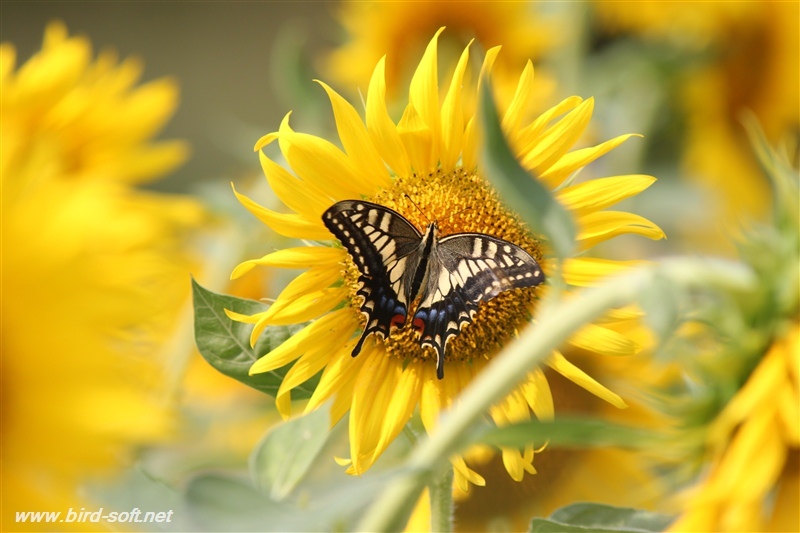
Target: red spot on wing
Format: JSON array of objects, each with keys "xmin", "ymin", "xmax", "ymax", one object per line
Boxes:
[
  {"xmin": 412, "ymin": 317, "xmax": 425, "ymax": 332},
  {"xmin": 390, "ymin": 314, "xmax": 406, "ymax": 329}
]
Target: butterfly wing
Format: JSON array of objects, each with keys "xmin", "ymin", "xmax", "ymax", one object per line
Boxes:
[
  {"xmin": 322, "ymin": 200, "xmax": 423, "ymax": 355},
  {"xmin": 412, "ymin": 234, "xmax": 545, "ymax": 378}
]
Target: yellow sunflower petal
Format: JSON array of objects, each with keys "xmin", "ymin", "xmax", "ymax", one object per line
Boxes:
[
  {"xmin": 254, "ymin": 130, "xmax": 278, "ymax": 152},
  {"xmin": 501, "ymin": 442, "xmax": 536, "ymax": 481},
  {"xmin": 257, "ymin": 286, "xmax": 348, "ymax": 327},
  {"xmin": 330, "ymin": 375, "xmax": 358, "ymax": 428},
  {"xmin": 708, "ymin": 342, "xmax": 786, "ymax": 444},
  {"xmin": 502, "ymin": 60, "xmax": 535, "ymax": 147},
  {"xmin": 223, "ymin": 308, "xmax": 260, "ymax": 324},
  {"xmin": 372, "ymin": 360, "xmax": 423, "ymax": 462},
  {"xmin": 1, "ymin": 44, "xmax": 16, "ymax": 80},
  {"xmin": 556, "ymin": 174, "xmax": 656, "ymax": 216},
  {"xmin": 778, "ymin": 384, "xmax": 799, "ymax": 444},
  {"xmin": 577, "ymin": 211, "xmax": 666, "ymax": 250},
  {"xmin": 784, "ymin": 325, "xmax": 800, "ymax": 388},
  {"xmin": 270, "ymin": 266, "xmax": 343, "ymax": 304},
  {"xmin": 461, "ymin": 115, "xmax": 479, "ymax": 171},
  {"xmin": 276, "ymin": 113, "xmax": 374, "ymax": 198},
  {"xmin": 452, "ymin": 456, "xmax": 486, "ymax": 490},
  {"xmin": 501, "ymin": 448, "xmax": 525, "ymax": 481},
  {"xmin": 231, "ymin": 184, "xmax": 331, "ymax": 240},
  {"xmin": 249, "ymin": 308, "xmax": 356, "ymax": 373},
  {"xmin": 316, "ymin": 80, "xmax": 392, "ymax": 189},
  {"xmin": 476, "ymin": 45, "xmax": 501, "ymax": 105},
  {"xmin": 569, "ymin": 322, "xmax": 642, "ymax": 356},
  {"xmin": 521, "ymin": 97, "xmax": 594, "ymax": 173},
  {"xmin": 709, "ymin": 406, "xmax": 785, "ymax": 502},
  {"xmin": 349, "ymin": 346, "xmax": 397, "ymax": 474},
  {"xmin": 259, "ymin": 150, "xmax": 331, "ymax": 218},
  {"xmin": 398, "ymin": 103, "xmax": 434, "ymax": 174},
  {"xmin": 233, "ymin": 271, "xmax": 339, "ymax": 322},
  {"xmin": 419, "ymin": 361, "xmax": 446, "ymax": 432},
  {"xmin": 595, "ymin": 305, "xmax": 645, "ymax": 324},
  {"xmin": 275, "ymin": 335, "xmax": 356, "ymax": 419},
  {"xmin": 541, "ymin": 134, "xmax": 642, "ymax": 187},
  {"xmin": 17, "ymin": 28, "xmax": 89, "ymax": 105},
  {"xmin": 275, "ymin": 391, "xmax": 292, "ymax": 419},
  {"xmin": 560, "ymin": 258, "xmax": 644, "ymax": 287},
  {"xmin": 491, "ymin": 390, "xmax": 537, "ymax": 480},
  {"xmin": 305, "ymin": 340, "xmax": 354, "ymax": 413},
  {"xmin": 304, "ymin": 338, "xmax": 369, "ymax": 427},
  {"xmin": 520, "ymin": 368, "xmax": 554, "ymax": 421},
  {"xmin": 121, "ymin": 142, "xmax": 190, "ymax": 185},
  {"xmin": 277, "ymin": 344, "xmax": 344, "ymax": 401},
  {"xmin": 490, "ymin": 390, "xmax": 536, "ymax": 481},
  {"xmin": 231, "ymin": 246, "xmax": 345, "ymax": 279},
  {"xmin": 461, "ymin": 45, "xmax": 501, "ymax": 170},
  {"xmin": 546, "ymin": 351, "xmax": 627, "ymax": 408},
  {"xmin": 366, "ymin": 56, "xmax": 412, "ymax": 177},
  {"xmin": 516, "ymin": 95, "xmax": 584, "ymax": 153},
  {"xmin": 440, "ymin": 41, "xmax": 472, "ymax": 173},
  {"xmin": 407, "ymin": 27, "xmax": 443, "ymax": 168}
]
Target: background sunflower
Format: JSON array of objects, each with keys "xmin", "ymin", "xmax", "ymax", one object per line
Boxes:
[{"xmin": 3, "ymin": 3, "xmax": 797, "ymax": 532}]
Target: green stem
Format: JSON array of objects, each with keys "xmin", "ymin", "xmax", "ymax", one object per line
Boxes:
[
  {"xmin": 429, "ymin": 465, "xmax": 454, "ymax": 533},
  {"xmin": 356, "ymin": 258, "xmax": 755, "ymax": 532}
]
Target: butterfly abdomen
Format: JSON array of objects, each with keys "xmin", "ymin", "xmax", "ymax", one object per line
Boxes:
[{"xmin": 407, "ymin": 223, "xmax": 438, "ymax": 304}]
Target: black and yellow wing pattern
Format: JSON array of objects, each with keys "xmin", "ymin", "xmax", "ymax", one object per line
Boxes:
[{"xmin": 323, "ymin": 200, "xmax": 544, "ymax": 379}]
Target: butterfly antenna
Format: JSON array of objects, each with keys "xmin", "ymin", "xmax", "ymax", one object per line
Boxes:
[{"xmin": 403, "ymin": 193, "xmax": 431, "ymax": 225}]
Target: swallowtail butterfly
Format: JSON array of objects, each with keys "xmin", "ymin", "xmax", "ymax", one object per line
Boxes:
[{"xmin": 323, "ymin": 200, "xmax": 544, "ymax": 379}]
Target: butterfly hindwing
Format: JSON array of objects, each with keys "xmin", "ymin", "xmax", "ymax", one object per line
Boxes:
[
  {"xmin": 413, "ymin": 234, "xmax": 545, "ymax": 378},
  {"xmin": 322, "ymin": 201, "xmax": 423, "ymax": 354}
]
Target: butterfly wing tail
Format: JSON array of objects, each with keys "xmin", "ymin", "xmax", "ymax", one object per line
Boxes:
[{"xmin": 415, "ymin": 295, "xmax": 475, "ymax": 380}]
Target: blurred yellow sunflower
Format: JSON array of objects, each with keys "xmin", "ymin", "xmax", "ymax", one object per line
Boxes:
[
  {"xmin": 595, "ymin": 1, "xmax": 799, "ymax": 246},
  {"xmin": 665, "ymin": 133, "xmax": 799, "ymax": 533},
  {"xmin": 1, "ymin": 22, "xmax": 202, "ymax": 528},
  {"xmin": 230, "ymin": 29, "xmax": 664, "ymax": 491},
  {"xmin": 323, "ymin": 1, "xmax": 558, "ymax": 106},
  {"xmin": 669, "ymin": 323, "xmax": 799, "ymax": 532}
]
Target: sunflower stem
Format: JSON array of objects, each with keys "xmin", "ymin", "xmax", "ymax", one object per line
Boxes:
[
  {"xmin": 357, "ymin": 257, "xmax": 756, "ymax": 532},
  {"xmin": 428, "ymin": 465, "xmax": 454, "ymax": 533}
]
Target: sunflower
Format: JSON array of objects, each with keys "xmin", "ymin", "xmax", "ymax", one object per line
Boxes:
[
  {"xmin": 230, "ymin": 29, "xmax": 664, "ymax": 490},
  {"xmin": 323, "ymin": 1, "xmax": 558, "ymax": 106},
  {"xmin": 1, "ymin": 22, "xmax": 202, "ymax": 527},
  {"xmin": 668, "ymin": 324, "xmax": 799, "ymax": 532},
  {"xmin": 664, "ymin": 133, "xmax": 799, "ymax": 532},
  {"xmin": 594, "ymin": 1, "xmax": 799, "ymax": 249}
]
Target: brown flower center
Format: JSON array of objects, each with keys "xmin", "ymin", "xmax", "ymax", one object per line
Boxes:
[{"xmin": 341, "ymin": 168, "xmax": 544, "ymax": 366}]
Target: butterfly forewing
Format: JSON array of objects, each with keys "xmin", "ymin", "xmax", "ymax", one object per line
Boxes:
[
  {"xmin": 323, "ymin": 200, "xmax": 545, "ymax": 379},
  {"xmin": 322, "ymin": 201, "xmax": 423, "ymax": 354}
]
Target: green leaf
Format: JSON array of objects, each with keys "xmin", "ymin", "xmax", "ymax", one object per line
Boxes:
[
  {"xmin": 479, "ymin": 80, "xmax": 576, "ymax": 261},
  {"xmin": 191, "ymin": 278, "xmax": 319, "ymax": 398},
  {"xmin": 87, "ymin": 466, "xmax": 189, "ymax": 531},
  {"xmin": 468, "ymin": 417, "xmax": 659, "ymax": 450},
  {"xmin": 250, "ymin": 407, "xmax": 335, "ymax": 500},
  {"xmin": 530, "ymin": 503, "xmax": 674, "ymax": 533},
  {"xmin": 184, "ymin": 474, "xmax": 293, "ymax": 532}
]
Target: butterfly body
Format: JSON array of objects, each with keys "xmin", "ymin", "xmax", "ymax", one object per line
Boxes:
[{"xmin": 323, "ymin": 200, "xmax": 544, "ymax": 379}]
